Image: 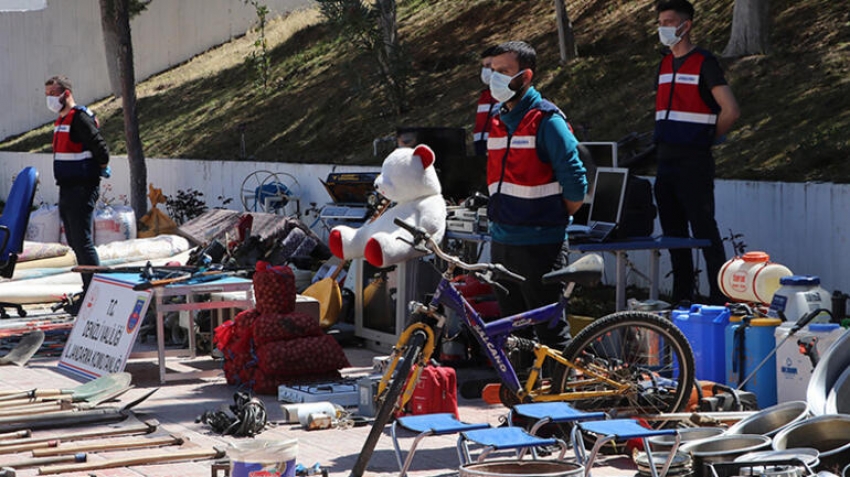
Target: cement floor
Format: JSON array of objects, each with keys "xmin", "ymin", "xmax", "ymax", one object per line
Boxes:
[{"xmin": 0, "ymin": 310, "xmax": 640, "ymax": 477}]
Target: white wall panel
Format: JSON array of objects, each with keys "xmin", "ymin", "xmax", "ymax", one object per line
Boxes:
[
  {"xmin": 1, "ymin": 0, "xmax": 313, "ymax": 141},
  {"xmin": 4, "ymin": 151, "xmax": 850, "ymax": 303}
]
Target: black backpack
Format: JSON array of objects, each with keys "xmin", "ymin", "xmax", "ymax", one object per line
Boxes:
[{"xmin": 613, "ymin": 174, "xmax": 657, "ymax": 239}]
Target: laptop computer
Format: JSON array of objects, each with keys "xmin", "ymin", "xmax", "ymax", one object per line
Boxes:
[{"xmin": 568, "ymin": 167, "xmax": 629, "ymax": 242}]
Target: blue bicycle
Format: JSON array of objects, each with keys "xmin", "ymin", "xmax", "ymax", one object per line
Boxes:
[{"xmin": 350, "ymin": 218, "xmax": 695, "ymax": 477}]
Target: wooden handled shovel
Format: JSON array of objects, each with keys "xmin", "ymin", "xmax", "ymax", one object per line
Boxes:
[
  {"xmin": 39, "ymin": 446, "xmax": 226, "ymax": 474},
  {"xmin": 0, "ymin": 418, "xmax": 158, "ymax": 455},
  {"xmin": 32, "ymin": 434, "xmax": 184, "ymax": 457},
  {"xmin": 0, "ymin": 372, "xmax": 132, "ymax": 402},
  {"xmin": 5, "ymin": 452, "xmax": 87, "ymax": 470}
]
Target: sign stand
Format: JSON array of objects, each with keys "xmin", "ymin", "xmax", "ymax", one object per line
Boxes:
[{"xmin": 58, "ymin": 274, "xmax": 152, "ymax": 381}]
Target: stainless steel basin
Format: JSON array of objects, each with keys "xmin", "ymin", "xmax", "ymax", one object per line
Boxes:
[
  {"xmin": 773, "ymin": 414, "xmax": 850, "ymax": 470},
  {"xmin": 726, "ymin": 401, "xmax": 810, "ymax": 438},
  {"xmin": 681, "ymin": 434, "xmax": 772, "ymax": 477}
]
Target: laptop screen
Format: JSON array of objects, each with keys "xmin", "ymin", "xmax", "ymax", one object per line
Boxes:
[
  {"xmin": 579, "ymin": 142, "xmax": 618, "ymax": 168},
  {"xmin": 588, "ymin": 167, "xmax": 629, "ymax": 225}
]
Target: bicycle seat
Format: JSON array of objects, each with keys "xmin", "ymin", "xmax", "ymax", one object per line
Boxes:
[{"xmin": 541, "ymin": 253, "xmax": 603, "ymax": 286}]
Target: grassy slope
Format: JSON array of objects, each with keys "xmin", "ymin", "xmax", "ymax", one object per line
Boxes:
[{"xmin": 2, "ymin": 0, "xmax": 849, "ymax": 183}]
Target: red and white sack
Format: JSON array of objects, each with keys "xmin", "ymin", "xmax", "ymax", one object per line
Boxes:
[
  {"xmin": 256, "ymin": 335, "xmax": 350, "ymax": 378},
  {"xmin": 253, "ymin": 261, "xmax": 296, "ymax": 315}
]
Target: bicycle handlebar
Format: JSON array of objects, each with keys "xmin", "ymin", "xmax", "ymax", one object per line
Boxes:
[{"xmin": 393, "ymin": 217, "xmax": 526, "ymax": 282}]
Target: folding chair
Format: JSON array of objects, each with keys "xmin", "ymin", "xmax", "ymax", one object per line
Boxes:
[
  {"xmin": 575, "ymin": 419, "xmax": 680, "ymax": 477},
  {"xmin": 511, "ymin": 402, "xmax": 606, "ymax": 459},
  {"xmin": 0, "ymin": 167, "xmax": 38, "ymax": 318},
  {"xmin": 458, "ymin": 426, "xmax": 568, "ymax": 465},
  {"xmin": 391, "ymin": 413, "xmax": 489, "ymax": 477}
]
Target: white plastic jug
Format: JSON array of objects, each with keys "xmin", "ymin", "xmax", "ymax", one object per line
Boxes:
[
  {"xmin": 768, "ymin": 275, "xmax": 832, "ymax": 323},
  {"xmin": 718, "ymin": 252, "xmax": 792, "ymax": 304}
]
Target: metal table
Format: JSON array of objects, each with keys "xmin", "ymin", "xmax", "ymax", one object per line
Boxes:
[{"xmin": 129, "ymin": 275, "xmax": 254, "ymax": 383}]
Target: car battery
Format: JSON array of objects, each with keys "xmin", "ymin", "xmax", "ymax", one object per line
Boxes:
[{"xmin": 358, "ymin": 375, "xmax": 382, "ymax": 418}]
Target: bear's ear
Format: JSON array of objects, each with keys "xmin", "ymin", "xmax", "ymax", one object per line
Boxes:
[{"xmin": 413, "ymin": 144, "xmax": 435, "ymax": 169}]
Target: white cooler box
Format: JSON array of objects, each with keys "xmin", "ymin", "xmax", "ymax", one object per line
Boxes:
[{"xmin": 775, "ymin": 322, "xmax": 846, "ymax": 402}]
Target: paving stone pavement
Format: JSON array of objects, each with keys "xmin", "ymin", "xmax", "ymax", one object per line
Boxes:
[{"xmin": 0, "ymin": 338, "xmax": 638, "ymax": 477}]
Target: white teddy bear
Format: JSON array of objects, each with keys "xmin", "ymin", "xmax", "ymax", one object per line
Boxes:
[{"xmin": 328, "ymin": 144, "xmax": 447, "ymax": 268}]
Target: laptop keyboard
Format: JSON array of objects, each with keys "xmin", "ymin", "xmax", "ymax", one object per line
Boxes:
[{"xmin": 571, "ymin": 222, "xmax": 616, "ymax": 242}]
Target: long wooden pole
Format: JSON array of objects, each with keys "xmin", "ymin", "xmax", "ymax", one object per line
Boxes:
[{"xmin": 39, "ymin": 446, "xmax": 225, "ymax": 474}]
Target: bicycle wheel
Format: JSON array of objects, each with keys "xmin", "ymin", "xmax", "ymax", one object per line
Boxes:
[
  {"xmin": 558, "ymin": 311, "xmax": 695, "ymax": 419},
  {"xmin": 350, "ymin": 329, "xmax": 428, "ymax": 477}
]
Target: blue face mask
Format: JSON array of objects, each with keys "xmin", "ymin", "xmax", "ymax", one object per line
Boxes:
[{"xmin": 489, "ymin": 70, "xmax": 524, "ymax": 103}]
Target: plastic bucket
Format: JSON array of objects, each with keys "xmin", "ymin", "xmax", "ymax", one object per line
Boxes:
[
  {"xmin": 674, "ymin": 304, "xmax": 730, "ymax": 383},
  {"xmin": 768, "ymin": 275, "xmax": 832, "ymax": 323},
  {"xmin": 229, "ymin": 439, "xmax": 298, "ymax": 477},
  {"xmin": 775, "ymin": 322, "xmax": 845, "ymax": 403},
  {"xmin": 718, "ymin": 252, "xmax": 792, "ymax": 304},
  {"xmin": 459, "ymin": 460, "xmax": 583, "ymax": 477},
  {"xmin": 725, "ymin": 316, "xmax": 782, "ymax": 408},
  {"xmin": 725, "ymin": 401, "xmax": 811, "ymax": 438}
]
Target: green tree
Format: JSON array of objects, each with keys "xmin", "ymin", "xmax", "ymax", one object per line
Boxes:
[{"xmin": 316, "ymin": 0, "xmax": 410, "ymax": 114}]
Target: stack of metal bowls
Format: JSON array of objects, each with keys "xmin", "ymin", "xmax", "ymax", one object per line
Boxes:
[
  {"xmin": 772, "ymin": 414, "xmax": 850, "ymax": 470},
  {"xmin": 725, "ymin": 401, "xmax": 811, "ymax": 438},
  {"xmin": 680, "ymin": 434, "xmax": 772, "ymax": 477}
]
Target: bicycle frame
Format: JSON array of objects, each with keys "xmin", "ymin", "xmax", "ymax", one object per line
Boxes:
[
  {"xmin": 428, "ymin": 271, "xmax": 627, "ymax": 403},
  {"xmin": 377, "ymin": 219, "xmax": 630, "ymax": 410}
]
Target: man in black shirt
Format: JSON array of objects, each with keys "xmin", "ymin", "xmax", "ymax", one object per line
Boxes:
[
  {"xmin": 653, "ymin": 0, "xmax": 740, "ymax": 305},
  {"xmin": 45, "ymin": 75, "xmax": 110, "ymax": 314}
]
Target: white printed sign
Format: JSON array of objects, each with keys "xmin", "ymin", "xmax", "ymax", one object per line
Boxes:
[{"xmin": 58, "ymin": 274, "xmax": 152, "ymax": 380}]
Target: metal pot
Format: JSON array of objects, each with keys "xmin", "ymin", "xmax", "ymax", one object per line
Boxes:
[
  {"xmin": 773, "ymin": 414, "xmax": 850, "ymax": 470},
  {"xmin": 459, "ymin": 460, "xmax": 584, "ymax": 477},
  {"xmin": 680, "ymin": 434, "xmax": 771, "ymax": 477},
  {"xmin": 734, "ymin": 448, "xmax": 820, "ymax": 476},
  {"xmin": 648, "ymin": 427, "xmax": 725, "ymax": 452},
  {"xmin": 725, "ymin": 401, "xmax": 811, "ymax": 438}
]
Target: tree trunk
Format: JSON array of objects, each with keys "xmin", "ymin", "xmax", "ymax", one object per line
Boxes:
[
  {"xmin": 99, "ymin": 12, "xmax": 123, "ymax": 98},
  {"xmin": 99, "ymin": 0, "xmax": 148, "ymax": 219},
  {"xmin": 554, "ymin": 0, "xmax": 577, "ymax": 62},
  {"xmin": 722, "ymin": 0, "xmax": 770, "ymax": 57}
]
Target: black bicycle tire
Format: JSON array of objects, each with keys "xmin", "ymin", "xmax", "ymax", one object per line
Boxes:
[
  {"xmin": 558, "ymin": 311, "xmax": 695, "ymax": 418},
  {"xmin": 349, "ymin": 329, "xmax": 428, "ymax": 477}
]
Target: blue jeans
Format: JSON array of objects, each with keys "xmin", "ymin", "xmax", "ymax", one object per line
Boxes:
[{"xmin": 59, "ymin": 183, "xmax": 100, "ymax": 292}]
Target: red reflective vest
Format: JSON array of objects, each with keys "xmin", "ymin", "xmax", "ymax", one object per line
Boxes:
[
  {"xmin": 486, "ymin": 101, "xmax": 568, "ymax": 227},
  {"xmin": 473, "ymin": 89, "xmax": 498, "ymax": 154},
  {"xmin": 655, "ymin": 50, "xmax": 718, "ymax": 148},
  {"xmin": 52, "ymin": 107, "xmax": 100, "ymax": 184}
]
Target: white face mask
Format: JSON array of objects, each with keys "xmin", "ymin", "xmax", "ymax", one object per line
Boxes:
[
  {"xmin": 658, "ymin": 24, "xmax": 684, "ymax": 47},
  {"xmin": 489, "ymin": 70, "xmax": 524, "ymax": 103},
  {"xmin": 480, "ymin": 67, "xmax": 493, "ymax": 86},
  {"xmin": 46, "ymin": 95, "xmax": 63, "ymax": 113}
]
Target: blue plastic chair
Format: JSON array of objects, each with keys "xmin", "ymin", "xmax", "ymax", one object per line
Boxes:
[
  {"xmin": 575, "ymin": 419, "xmax": 680, "ymax": 477},
  {"xmin": 0, "ymin": 167, "xmax": 38, "ymax": 318},
  {"xmin": 458, "ymin": 426, "xmax": 568, "ymax": 464},
  {"xmin": 391, "ymin": 413, "xmax": 489, "ymax": 477}
]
